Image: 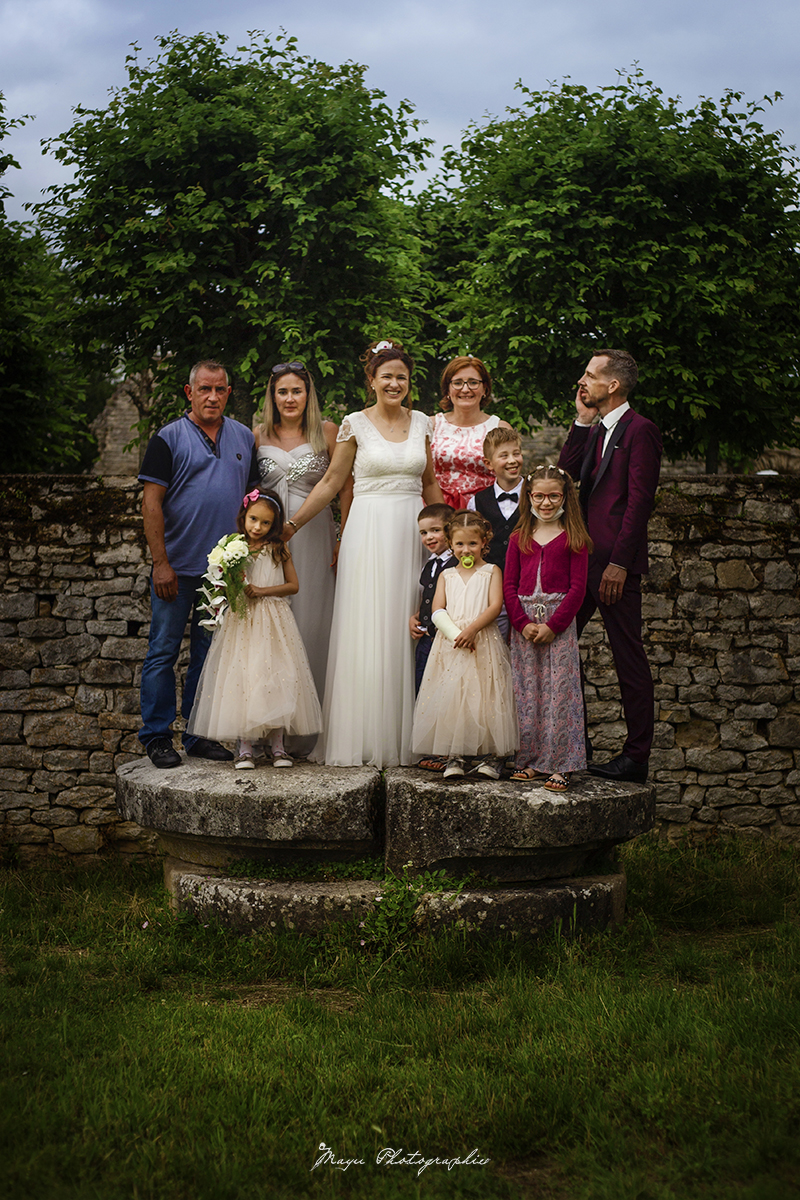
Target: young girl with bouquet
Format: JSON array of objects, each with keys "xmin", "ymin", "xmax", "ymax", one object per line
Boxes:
[{"xmin": 187, "ymin": 489, "xmax": 321, "ymax": 768}]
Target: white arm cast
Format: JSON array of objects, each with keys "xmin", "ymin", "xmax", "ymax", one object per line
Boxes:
[{"xmin": 432, "ymin": 609, "xmax": 462, "ymax": 643}]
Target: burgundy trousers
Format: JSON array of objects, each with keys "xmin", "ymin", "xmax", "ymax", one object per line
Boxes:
[{"xmin": 576, "ymin": 562, "xmax": 654, "ymax": 763}]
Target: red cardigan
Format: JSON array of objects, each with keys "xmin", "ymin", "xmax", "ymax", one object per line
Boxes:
[{"xmin": 503, "ymin": 531, "xmax": 588, "ymax": 635}]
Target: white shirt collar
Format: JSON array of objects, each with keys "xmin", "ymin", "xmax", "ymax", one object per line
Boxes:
[{"xmin": 600, "ymin": 401, "xmax": 630, "ymax": 431}]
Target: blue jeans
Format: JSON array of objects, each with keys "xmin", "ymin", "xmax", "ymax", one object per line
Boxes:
[{"xmin": 139, "ymin": 575, "xmax": 212, "ymax": 749}]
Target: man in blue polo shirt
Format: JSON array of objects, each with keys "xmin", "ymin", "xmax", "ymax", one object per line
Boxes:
[{"xmin": 138, "ymin": 360, "xmax": 259, "ymax": 768}]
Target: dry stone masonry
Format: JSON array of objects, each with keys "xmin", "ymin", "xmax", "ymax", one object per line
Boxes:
[
  {"xmin": 1, "ymin": 472, "xmax": 799, "ymax": 860},
  {"xmin": 1, "ymin": 476, "xmax": 156, "ymax": 860},
  {"xmin": 582, "ymin": 478, "xmax": 800, "ymax": 839}
]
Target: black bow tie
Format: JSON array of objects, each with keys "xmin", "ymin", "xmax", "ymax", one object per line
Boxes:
[{"xmin": 497, "ymin": 492, "xmax": 519, "ymax": 503}]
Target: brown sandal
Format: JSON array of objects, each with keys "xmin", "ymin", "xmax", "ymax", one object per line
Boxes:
[
  {"xmin": 511, "ymin": 767, "xmax": 547, "ymax": 781},
  {"xmin": 543, "ymin": 772, "xmax": 570, "ymax": 792},
  {"xmin": 418, "ymin": 756, "xmax": 447, "ymax": 773}
]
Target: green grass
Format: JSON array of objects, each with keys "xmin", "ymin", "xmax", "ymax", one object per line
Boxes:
[{"xmin": 1, "ymin": 835, "xmax": 799, "ymax": 1200}]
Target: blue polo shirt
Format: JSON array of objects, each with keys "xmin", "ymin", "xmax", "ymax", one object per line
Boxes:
[{"xmin": 139, "ymin": 412, "xmax": 259, "ymax": 576}]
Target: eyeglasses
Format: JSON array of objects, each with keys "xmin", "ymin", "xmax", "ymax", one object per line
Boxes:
[
  {"xmin": 450, "ymin": 379, "xmax": 483, "ymax": 390},
  {"xmin": 271, "ymin": 361, "xmax": 306, "ymax": 374},
  {"xmin": 531, "ymin": 492, "xmax": 564, "ymax": 504}
]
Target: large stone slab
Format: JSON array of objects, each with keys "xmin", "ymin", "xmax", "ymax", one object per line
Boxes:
[
  {"xmin": 171, "ymin": 868, "xmax": 382, "ymax": 932},
  {"xmin": 168, "ymin": 863, "xmax": 626, "ymax": 941},
  {"xmin": 384, "ymin": 768, "xmax": 654, "ymax": 881},
  {"xmin": 116, "ymin": 758, "xmax": 382, "ymax": 867},
  {"xmin": 417, "ymin": 875, "xmax": 626, "ymax": 937}
]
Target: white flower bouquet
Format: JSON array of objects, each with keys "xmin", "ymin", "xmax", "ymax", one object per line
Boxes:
[{"xmin": 197, "ymin": 533, "xmax": 252, "ymax": 630}]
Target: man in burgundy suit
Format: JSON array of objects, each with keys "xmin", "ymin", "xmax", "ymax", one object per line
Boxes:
[{"xmin": 558, "ymin": 350, "xmax": 662, "ymax": 783}]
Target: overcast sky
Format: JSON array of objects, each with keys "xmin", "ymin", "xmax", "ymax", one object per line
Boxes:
[{"xmin": 2, "ymin": 0, "xmax": 799, "ymax": 222}]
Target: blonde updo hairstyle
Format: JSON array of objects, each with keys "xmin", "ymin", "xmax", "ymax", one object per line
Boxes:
[
  {"xmin": 439, "ymin": 355, "xmax": 493, "ymax": 413},
  {"xmin": 360, "ymin": 339, "xmax": 415, "ymax": 406}
]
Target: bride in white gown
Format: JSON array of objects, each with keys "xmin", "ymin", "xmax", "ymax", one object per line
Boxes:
[{"xmin": 284, "ymin": 340, "xmax": 444, "ymax": 767}]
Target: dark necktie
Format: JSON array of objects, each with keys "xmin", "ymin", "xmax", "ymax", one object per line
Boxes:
[
  {"xmin": 594, "ymin": 425, "xmax": 606, "ymax": 465},
  {"xmin": 497, "ymin": 492, "xmax": 519, "ymax": 503}
]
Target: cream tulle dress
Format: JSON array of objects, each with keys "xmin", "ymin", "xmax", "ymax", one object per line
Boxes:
[
  {"xmin": 411, "ymin": 564, "xmax": 518, "ymax": 758},
  {"xmin": 187, "ymin": 549, "xmax": 322, "ymax": 743}
]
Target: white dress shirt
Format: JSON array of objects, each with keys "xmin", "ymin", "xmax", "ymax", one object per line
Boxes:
[
  {"xmin": 576, "ymin": 401, "xmax": 630, "ymax": 456},
  {"xmin": 466, "ymin": 481, "xmax": 521, "ymax": 519}
]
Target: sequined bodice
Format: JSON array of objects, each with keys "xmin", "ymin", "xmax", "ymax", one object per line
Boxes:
[{"xmin": 256, "ymin": 442, "xmax": 330, "ymax": 509}]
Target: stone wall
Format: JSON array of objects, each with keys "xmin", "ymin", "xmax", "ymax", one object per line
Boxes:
[
  {"xmin": 1, "ymin": 473, "xmax": 799, "ymax": 861},
  {"xmin": 582, "ymin": 476, "xmax": 800, "ymax": 840},
  {"xmin": 0, "ymin": 477, "xmax": 156, "ymax": 861}
]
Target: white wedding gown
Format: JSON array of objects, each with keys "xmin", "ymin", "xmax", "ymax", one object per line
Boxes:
[{"xmin": 313, "ymin": 409, "xmax": 429, "ymax": 767}]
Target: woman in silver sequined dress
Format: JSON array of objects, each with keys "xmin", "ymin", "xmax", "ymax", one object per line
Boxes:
[{"xmin": 256, "ymin": 362, "xmax": 352, "ymax": 709}]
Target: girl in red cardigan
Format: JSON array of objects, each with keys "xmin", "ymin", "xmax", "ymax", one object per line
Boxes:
[{"xmin": 503, "ymin": 466, "xmax": 591, "ymax": 790}]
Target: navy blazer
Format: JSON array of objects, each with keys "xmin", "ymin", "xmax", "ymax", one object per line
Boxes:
[{"xmin": 418, "ymin": 554, "xmax": 457, "ymax": 635}]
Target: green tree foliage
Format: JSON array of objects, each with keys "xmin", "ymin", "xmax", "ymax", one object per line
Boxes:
[
  {"xmin": 0, "ymin": 97, "xmax": 93, "ymax": 473},
  {"xmin": 413, "ymin": 186, "xmax": 477, "ymax": 409},
  {"xmin": 38, "ymin": 31, "xmax": 433, "ymax": 431},
  {"xmin": 424, "ymin": 73, "xmax": 800, "ymax": 467}
]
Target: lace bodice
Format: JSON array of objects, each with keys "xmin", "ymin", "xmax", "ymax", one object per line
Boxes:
[{"xmin": 337, "ymin": 410, "xmax": 432, "ymax": 495}]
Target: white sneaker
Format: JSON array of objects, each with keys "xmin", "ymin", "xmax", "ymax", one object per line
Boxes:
[
  {"xmin": 443, "ymin": 757, "xmax": 465, "ymax": 779},
  {"xmin": 476, "ymin": 757, "xmax": 501, "ymax": 780},
  {"xmin": 272, "ymin": 752, "xmax": 293, "ymax": 768},
  {"xmin": 234, "ymin": 754, "xmax": 255, "ymax": 770}
]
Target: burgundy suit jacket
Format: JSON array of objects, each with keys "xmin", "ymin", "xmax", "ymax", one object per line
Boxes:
[{"xmin": 558, "ymin": 409, "xmax": 662, "ymax": 575}]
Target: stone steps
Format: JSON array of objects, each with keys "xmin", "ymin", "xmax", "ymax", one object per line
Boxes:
[{"xmin": 116, "ymin": 758, "xmax": 655, "ymax": 939}]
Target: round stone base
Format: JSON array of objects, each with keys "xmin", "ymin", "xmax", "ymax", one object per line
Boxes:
[
  {"xmin": 384, "ymin": 767, "xmax": 653, "ymax": 881},
  {"xmin": 116, "ymin": 757, "xmax": 652, "ymax": 941},
  {"xmin": 116, "ymin": 757, "xmax": 382, "ymax": 868},
  {"xmin": 166, "ymin": 858, "xmax": 626, "ymax": 940}
]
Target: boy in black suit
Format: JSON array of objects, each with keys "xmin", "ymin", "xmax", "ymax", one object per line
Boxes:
[
  {"xmin": 467, "ymin": 427, "xmax": 524, "ymax": 639},
  {"xmin": 409, "ymin": 503, "xmax": 456, "ymax": 693}
]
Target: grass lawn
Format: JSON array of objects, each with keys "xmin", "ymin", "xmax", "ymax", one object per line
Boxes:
[{"xmin": 1, "ymin": 835, "xmax": 799, "ymax": 1200}]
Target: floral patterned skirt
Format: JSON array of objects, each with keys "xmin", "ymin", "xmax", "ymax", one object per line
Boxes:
[{"xmin": 510, "ymin": 592, "xmax": 586, "ymax": 773}]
